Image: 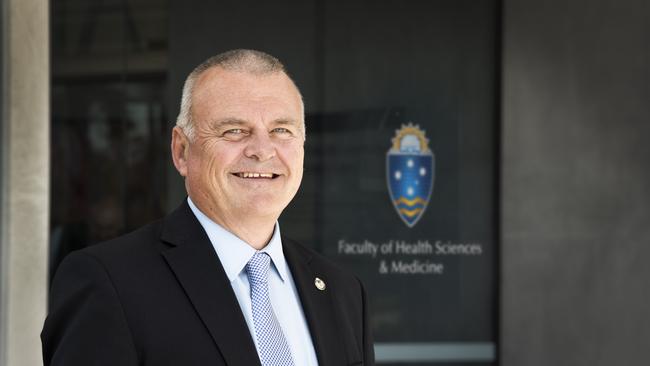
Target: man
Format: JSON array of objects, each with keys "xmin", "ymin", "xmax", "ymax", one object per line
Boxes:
[{"xmin": 41, "ymin": 49, "xmax": 374, "ymax": 366}]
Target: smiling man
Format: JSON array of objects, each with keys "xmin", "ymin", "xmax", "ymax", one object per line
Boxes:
[
  {"xmin": 42, "ymin": 49, "xmax": 375, "ymax": 366},
  {"xmin": 172, "ymin": 56, "xmax": 305, "ymax": 250}
]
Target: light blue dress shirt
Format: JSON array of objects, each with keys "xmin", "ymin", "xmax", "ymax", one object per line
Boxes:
[{"xmin": 187, "ymin": 198, "xmax": 319, "ymax": 366}]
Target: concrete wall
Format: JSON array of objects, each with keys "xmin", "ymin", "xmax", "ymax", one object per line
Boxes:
[
  {"xmin": 0, "ymin": 0, "xmax": 50, "ymax": 365},
  {"xmin": 501, "ymin": 0, "xmax": 650, "ymax": 364}
]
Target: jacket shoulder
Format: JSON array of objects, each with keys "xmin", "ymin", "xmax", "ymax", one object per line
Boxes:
[{"xmin": 71, "ymin": 218, "xmax": 166, "ymax": 268}]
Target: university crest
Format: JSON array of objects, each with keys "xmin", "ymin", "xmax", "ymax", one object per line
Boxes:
[{"xmin": 386, "ymin": 123, "xmax": 435, "ymax": 228}]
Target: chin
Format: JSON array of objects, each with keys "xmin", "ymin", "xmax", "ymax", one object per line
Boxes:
[{"xmin": 239, "ymin": 198, "xmax": 287, "ymax": 218}]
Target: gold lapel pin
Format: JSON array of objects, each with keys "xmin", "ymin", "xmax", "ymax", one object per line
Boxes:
[{"xmin": 314, "ymin": 277, "xmax": 326, "ymax": 291}]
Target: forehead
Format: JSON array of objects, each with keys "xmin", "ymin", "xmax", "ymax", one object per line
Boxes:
[{"xmin": 191, "ymin": 67, "xmax": 303, "ymax": 125}]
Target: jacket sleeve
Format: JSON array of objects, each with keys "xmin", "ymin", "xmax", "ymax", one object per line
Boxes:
[{"xmin": 41, "ymin": 251, "xmax": 139, "ymax": 366}]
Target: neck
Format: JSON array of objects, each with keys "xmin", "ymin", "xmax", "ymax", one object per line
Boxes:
[
  {"xmin": 216, "ymin": 216, "xmax": 276, "ymax": 250},
  {"xmin": 191, "ymin": 199, "xmax": 277, "ymax": 250}
]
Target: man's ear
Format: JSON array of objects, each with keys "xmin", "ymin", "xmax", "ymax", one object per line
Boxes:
[{"xmin": 171, "ymin": 126, "xmax": 190, "ymax": 177}]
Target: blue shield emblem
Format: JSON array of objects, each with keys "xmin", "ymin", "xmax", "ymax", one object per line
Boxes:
[{"xmin": 386, "ymin": 123, "xmax": 435, "ymax": 228}]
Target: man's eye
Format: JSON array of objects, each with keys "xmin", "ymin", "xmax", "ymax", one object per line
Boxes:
[
  {"xmin": 272, "ymin": 128, "xmax": 291, "ymax": 134},
  {"xmin": 224, "ymin": 128, "xmax": 244, "ymax": 135}
]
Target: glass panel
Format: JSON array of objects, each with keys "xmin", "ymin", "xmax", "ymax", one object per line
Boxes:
[
  {"xmin": 50, "ymin": 81, "xmax": 168, "ymax": 272},
  {"xmin": 52, "ymin": 0, "xmax": 498, "ymax": 364},
  {"xmin": 50, "ymin": 0, "xmax": 168, "ymax": 277},
  {"xmin": 168, "ymin": 0, "xmax": 499, "ymax": 362}
]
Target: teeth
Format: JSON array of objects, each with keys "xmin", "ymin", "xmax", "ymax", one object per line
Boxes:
[{"xmin": 238, "ymin": 172, "xmax": 274, "ymax": 178}]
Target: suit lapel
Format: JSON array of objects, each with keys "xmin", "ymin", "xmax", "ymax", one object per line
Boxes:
[
  {"xmin": 283, "ymin": 237, "xmax": 348, "ymax": 366},
  {"xmin": 160, "ymin": 201, "xmax": 261, "ymax": 366}
]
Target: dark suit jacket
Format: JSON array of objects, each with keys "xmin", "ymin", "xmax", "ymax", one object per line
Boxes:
[{"xmin": 41, "ymin": 201, "xmax": 374, "ymax": 366}]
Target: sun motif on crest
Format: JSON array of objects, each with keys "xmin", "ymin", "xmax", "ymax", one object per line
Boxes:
[{"xmin": 391, "ymin": 123, "xmax": 430, "ymax": 153}]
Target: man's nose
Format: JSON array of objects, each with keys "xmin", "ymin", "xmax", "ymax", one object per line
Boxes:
[{"xmin": 243, "ymin": 132, "xmax": 276, "ymax": 161}]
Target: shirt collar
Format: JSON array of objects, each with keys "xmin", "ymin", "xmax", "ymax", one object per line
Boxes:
[{"xmin": 187, "ymin": 197, "xmax": 289, "ymax": 283}]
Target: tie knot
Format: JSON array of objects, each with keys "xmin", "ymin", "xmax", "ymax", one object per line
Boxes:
[{"xmin": 246, "ymin": 252, "xmax": 271, "ymax": 285}]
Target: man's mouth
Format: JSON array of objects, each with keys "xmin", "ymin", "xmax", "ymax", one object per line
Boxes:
[{"xmin": 232, "ymin": 172, "xmax": 280, "ymax": 179}]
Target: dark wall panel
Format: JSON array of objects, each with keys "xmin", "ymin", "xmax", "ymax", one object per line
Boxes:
[{"xmin": 502, "ymin": 0, "xmax": 650, "ymax": 364}]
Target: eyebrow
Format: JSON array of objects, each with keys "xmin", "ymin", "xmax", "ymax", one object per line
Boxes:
[
  {"xmin": 271, "ymin": 118, "xmax": 301, "ymax": 127},
  {"xmin": 208, "ymin": 117, "xmax": 301, "ymax": 130},
  {"xmin": 208, "ymin": 118, "xmax": 247, "ymax": 130}
]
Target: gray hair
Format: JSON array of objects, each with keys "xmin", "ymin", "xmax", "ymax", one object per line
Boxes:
[{"xmin": 175, "ymin": 49, "xmax": 304, "ymax": 141}]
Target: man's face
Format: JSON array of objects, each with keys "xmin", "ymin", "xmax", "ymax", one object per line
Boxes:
[{"xmin": 173, "ymin": 67, "xmax": 304, "ymax": 225}]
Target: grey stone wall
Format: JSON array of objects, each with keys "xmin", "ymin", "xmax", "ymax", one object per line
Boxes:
[
  {"xmin": 0, "ymin": 0, "xmax": 49, "ymax": 365},
  {"xmin": 501, "ymin": 0, "xmax": 650, "ymax": 364}
]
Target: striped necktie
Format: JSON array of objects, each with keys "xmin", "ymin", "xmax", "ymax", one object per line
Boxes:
[{"xmin": 245, "ymin": 252, "xmax": 296, "ymax": 366}]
